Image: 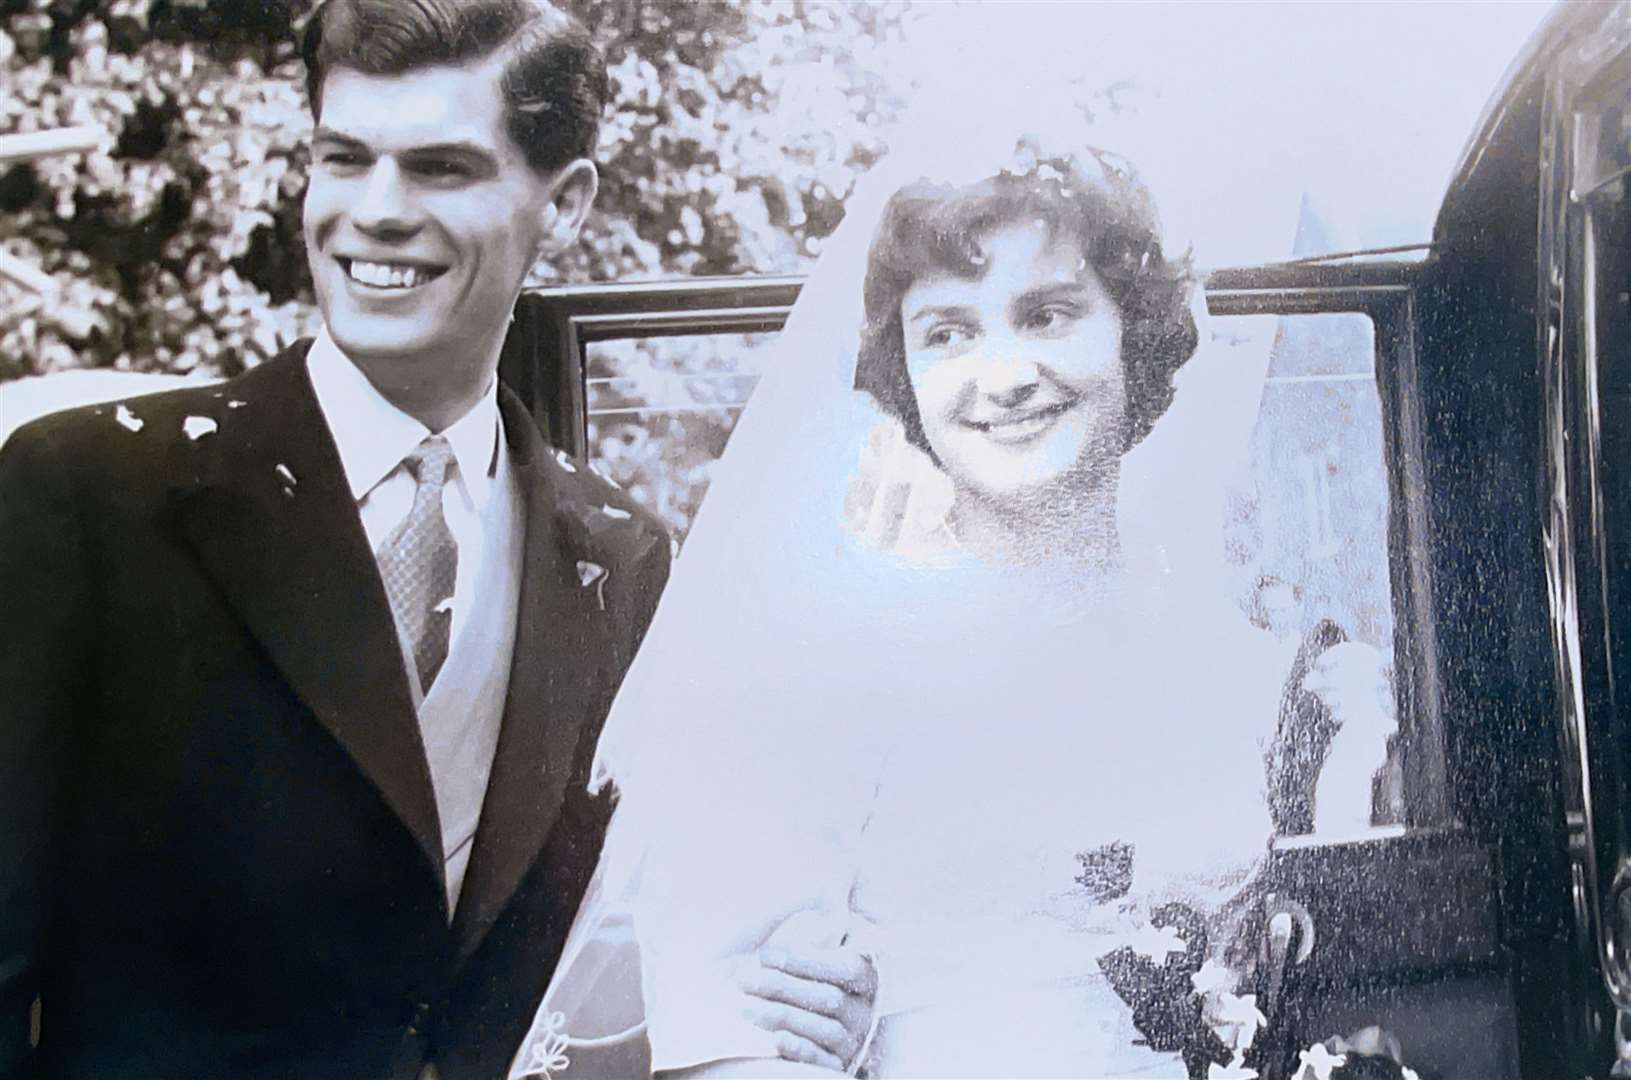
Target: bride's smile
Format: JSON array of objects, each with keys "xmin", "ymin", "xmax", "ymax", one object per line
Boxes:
[{"xmin": 899, "ymin": 220, "xmax": 1127, "ymax": 503}]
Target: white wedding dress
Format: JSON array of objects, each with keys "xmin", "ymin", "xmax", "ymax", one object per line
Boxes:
[
  {"xmin": 545, "ymin": 565, "xmax": 1281, "ymax": 1080},
  {"xmin": 517, "ymin": 85, "xmax": 1294, "ymax": 1080},
  {"xmin": 776, "ymin": 577, "xmax": 1278, "ymax": 1078}
]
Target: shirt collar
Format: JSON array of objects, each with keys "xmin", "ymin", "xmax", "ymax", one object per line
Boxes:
[{"xmin": 305, "ymin": 329, "xmax": 502, "ymax": 509}]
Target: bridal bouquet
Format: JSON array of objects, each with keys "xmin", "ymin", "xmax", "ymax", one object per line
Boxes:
[{"xmin": 1078, "ymin": 844, "xmax": 1421, "ymax": 1080}]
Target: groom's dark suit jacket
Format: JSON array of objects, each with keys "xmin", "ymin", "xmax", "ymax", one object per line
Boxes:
[{"xmin": 0, "ymin": 343, "xmax": 671, "ymax": 1079}]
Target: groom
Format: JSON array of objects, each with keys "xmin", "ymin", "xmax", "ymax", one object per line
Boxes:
[
  {"xmin": 0, "ymin": 2, "xmax": 873, "ymax": 1076},
  {"xmin": 0, "ymin": 2, "xmax": 868, "ymax": 1077},
  {"xmin": 0, "ymin": 2, "xmax": 664, "ymax": 1077}
]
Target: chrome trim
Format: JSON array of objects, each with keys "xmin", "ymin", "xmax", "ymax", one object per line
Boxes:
[{"xmin": 1539, "ymin": 46, "xmax": 1608, "ymax": 1025}]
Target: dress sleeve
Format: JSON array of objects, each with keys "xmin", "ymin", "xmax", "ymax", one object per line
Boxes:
[{"xmin": 636, "ymin": 807, "xmax": 852, "ymax": 1073}]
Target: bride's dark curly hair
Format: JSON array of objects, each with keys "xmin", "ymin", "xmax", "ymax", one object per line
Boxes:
[{"xmin": 855, "ymin": 151, "xmax": 1199, "ymax": 456}]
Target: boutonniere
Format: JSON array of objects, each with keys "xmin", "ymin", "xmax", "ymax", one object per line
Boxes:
[{"xmin": 576, "ymin": 560, "xmax": 608, "ymax": 611}]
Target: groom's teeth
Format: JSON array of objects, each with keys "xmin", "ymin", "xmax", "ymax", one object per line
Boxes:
[{"xmin": 348, "ymin": 260, "xmax": 433, "ymax": 288}]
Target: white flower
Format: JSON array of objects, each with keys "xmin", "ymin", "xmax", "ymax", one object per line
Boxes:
[
  {"xmin": 1295, "ymin": 1042, "xmax": 1347, "ymax": 1080},
  {"xmin": 114, "ymin": 404, "xmax": 143, "ymax": 432},
  {"xmin": 183, "ymin": 415, "xmax": 217, "ymax": 440},
  {"xmin": 1191, "ymin": 959, "xmax": 1235, "ymax": 995},
  {"xmin": 1122, "ymin": 921, "xmax": 1187, "ymax": 960},
  {"xmin": 1209, "ymin": 991, "xmax": 1266, "ymax": 1052}
]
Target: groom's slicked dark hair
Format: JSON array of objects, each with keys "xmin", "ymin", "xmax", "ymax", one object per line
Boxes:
[
  {"xmin": 301, "ymin": 0, "xmax": 608, "ymax": 177},
  {"xmin": 856, "ymin": 152, "xmax": 1199, "ymax": 456}
]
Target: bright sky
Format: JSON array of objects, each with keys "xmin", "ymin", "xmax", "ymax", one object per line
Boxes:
[{"xmin": 876, "ymin": 1, "xmax": 1556, "ymax": 266}]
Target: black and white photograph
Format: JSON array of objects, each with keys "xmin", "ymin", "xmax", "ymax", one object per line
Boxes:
[{"xmin": 0, "ymin": 1, "xmax": 1623, "ymax": 1077}]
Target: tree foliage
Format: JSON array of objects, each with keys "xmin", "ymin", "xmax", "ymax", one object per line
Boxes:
[{"xmin": 0, "ymin": 0, "xmax": 908, "ymax": 380}]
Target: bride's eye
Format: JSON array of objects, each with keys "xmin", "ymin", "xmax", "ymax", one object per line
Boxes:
[
  {"xmin": 1020, "ymin": 303, "xmax": 1080, "ymax": 334},
  {"xmin": 923, "ymin": 322, "xmax": 974, "ymax": 349}
]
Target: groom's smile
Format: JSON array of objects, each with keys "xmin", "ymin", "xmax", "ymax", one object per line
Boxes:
[
  {"xmin": 338, "ymin": 257, "xmax": 450, "ymax": 291},
  {"xmin": 304, "ymin": 60, "xmax": 562, "ymax": 417}
]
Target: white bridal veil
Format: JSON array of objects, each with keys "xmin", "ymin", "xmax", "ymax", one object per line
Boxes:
[{"xmin": 514, "ymin": 59, "xmax": 1305, "ymax": 1079}]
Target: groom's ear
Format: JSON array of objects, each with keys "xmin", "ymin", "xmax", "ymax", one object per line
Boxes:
[{"xmin": 536, "ymin": 159, "xmax": 598, "ymax": 257}]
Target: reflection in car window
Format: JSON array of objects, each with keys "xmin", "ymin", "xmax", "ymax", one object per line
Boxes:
[
  {"xmin": 1225, "ymin": 314, "xmax": 1413, "ymax": 842},
  {"xmin": 585, "ymin": 333, "xmax": 772, "ymax": 541}
]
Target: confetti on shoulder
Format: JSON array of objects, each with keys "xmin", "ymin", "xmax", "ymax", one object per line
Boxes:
[
  {"xmin": 600, "ymin": 503, "xmax": 632, "ymax": 521},
  {"xmin": 553, "ymin": 449, "xmax": 576, "ymax": 473},
  {"xmin": 183, "ymin": 415, "xmax": 217, "ymax": 440},
  {"xmin": 227, "ymin": 399, "xmax": 247, "ymax": 409},
  {"xmin": 275, "ymin": 463, "xmax": 297, "ymax": 487},
  {"xmin": 114, "ymin": 404, "xmax": 143, "ymax": 432}
]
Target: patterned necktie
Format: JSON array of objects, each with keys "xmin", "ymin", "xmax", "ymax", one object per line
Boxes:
[{"xmin": 376, "ymin": 436, "xmax": 459, "ymax": 695}]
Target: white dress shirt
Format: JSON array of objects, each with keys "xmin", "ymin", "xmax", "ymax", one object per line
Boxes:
[
  {"xmin": 306, "ymin": 331, "xmax": 506, "ymax": 657},
  {"xmin": 305, "ymin": 331, "xmax": 524, "ymax": 914}
]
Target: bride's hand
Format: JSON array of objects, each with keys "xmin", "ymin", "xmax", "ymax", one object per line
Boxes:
[{"xmin": 733, "ymin": 913, "xmax": 878, "ymax": 1072}]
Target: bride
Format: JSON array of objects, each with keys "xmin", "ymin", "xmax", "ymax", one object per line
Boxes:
[{"xmin": 521, "ymin": 96, "xmax": 1298, "ymax": 1080}]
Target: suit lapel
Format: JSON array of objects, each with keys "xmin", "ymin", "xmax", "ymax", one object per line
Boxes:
[
  {"xmin": 173, "ymin": 349, "xmax": 445, "ymax": 886},
  {"xmin": 451, "ymin": 390, "xmax": 616, "ymax": 958}
]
